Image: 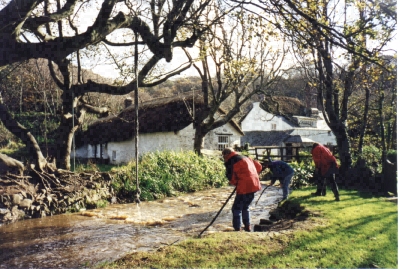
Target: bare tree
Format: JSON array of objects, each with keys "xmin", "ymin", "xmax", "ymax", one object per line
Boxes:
[
  {"xmin": 237, "ymin": 0, "xmax": 397, "ymax": 173},
  {"xmin": 0, "ymin": 0, "xmax": 223, "ymax": 170},
  {"xmin": 187, "ymin": 5, "xmax": 287, "ymax": 154}
]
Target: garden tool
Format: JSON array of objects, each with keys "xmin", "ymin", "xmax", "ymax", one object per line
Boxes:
[
  {"xmin": 255, "ymin": 185, "xmax": 272, "ymax": 205},
  {"xmin": 198, "ymin": 187, "xmax": 236, "ymax": 238}
]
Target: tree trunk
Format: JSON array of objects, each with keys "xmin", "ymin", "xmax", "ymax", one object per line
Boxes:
[
  {"xmin": 194, "ymin": 124, "xmax": 208, "ymax": 156},
  {"xmin": 378, "ymin": 87, "xmax": 387, "ymax": 174},
  {"xmin": 55, "ymin": 90, "xmax": 83, "ymax": 170},
  {"xmin": 0, "ymin": 102, "xmax": 47, "ymax": 171},
  {"xmin": 56, "ymin": 118, "xmax": 79, "ymax": 170},
  {"xmin": 390, "ymin": 117, "xmax": 396, "ymax": 150},
  {"xmin": 54, "ymin": 59, "xmax": 76, "ymax": 170},
  {"xmin": 316, "ymin": 42, "xmax": 355, "ymax": 175},
  {"xmin": 357, "ymin": 87, "xmax": 370, "ymax": 156},
  {"xmin": 334, "ymin": 123, "xmax": 353, "ymax": 173}
]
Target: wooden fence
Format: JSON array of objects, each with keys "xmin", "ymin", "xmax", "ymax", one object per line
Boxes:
[{"xmin": 246, "ymin": 145, "xmax": 338, "ymax": 163}]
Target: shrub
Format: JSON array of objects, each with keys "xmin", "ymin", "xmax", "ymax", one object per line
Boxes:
[
  {"xmin": 290, "ymin": 160, "xmax": 315, "ymax": 190},
  {"xmin": 357, "ymin": 145, "xmax": 382, "ymax": 174},
  {"xmin": 111, "ymin": 151, "xmax": 227, "ymax": 202}
]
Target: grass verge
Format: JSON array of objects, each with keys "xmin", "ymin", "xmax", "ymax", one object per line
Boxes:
[{"xmin": 98, "ymin": 187, "xmax": 398, "ymax": 268}]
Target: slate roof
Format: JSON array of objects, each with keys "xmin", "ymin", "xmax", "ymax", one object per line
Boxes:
[
  {"xmin": 241, "ymin": 130, "xmax": 293, "ymax": 147},
  {"xmin": 283, "ymin": 135, "xmax": 316, "ymax": 144}
]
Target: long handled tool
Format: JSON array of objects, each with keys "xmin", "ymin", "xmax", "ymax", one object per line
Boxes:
[
  {"xmin": 255, "ymin": 185, "xmax": 271, "ymax": 205},
  {"xmin": 198, "ymin": 187, "xmax": 236, "ymax": 238}
]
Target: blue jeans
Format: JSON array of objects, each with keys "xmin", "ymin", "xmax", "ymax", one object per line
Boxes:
[
  {"xmin": 282, "ymin": 172, "xmax": 294, "ymax": 200},
  {"xmin": 231, "ymin": 192, "xmax": 255, "ymax": 230}
]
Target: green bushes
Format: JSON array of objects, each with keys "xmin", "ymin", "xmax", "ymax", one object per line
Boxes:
[
  {"xmin": 260, "ymin": 159, "xmax": 315, "ymax": 190},
  {"xmin": 111, "ymin": 151, "xmax": 227, "ymax": 202},
  {"xmin": 290, "ymin": 160, "xmax": 315, "ymax": 189},
  {"xmin": 356, "ymin": 145, "xmax": 382, "ymax": 174}
]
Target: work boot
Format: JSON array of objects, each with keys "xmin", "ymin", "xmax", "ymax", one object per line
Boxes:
[
  {"xmin": 244, "ymin": 225, "xmax": 251, "ymax": 232},
  {"xmin": 234, "ymin": 227, "xmax": 241, "ymax": 231},
  {"xmin": 335, "ymin": 196, "xmax": 340, "ymax": 201}
]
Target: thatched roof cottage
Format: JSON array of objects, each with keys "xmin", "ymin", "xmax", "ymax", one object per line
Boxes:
[{"xmin": 74, "ymin": 92, "xmax": 244, "ymax": 164}]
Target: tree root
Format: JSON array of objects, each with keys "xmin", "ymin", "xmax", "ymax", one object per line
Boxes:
[{"xmin": 0, "ymin": 169, "xmax": 114, "ymax": 225}]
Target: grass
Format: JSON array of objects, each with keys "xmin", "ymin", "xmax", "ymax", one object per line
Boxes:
[{"xmin": 98, "ymin": 187, "xmax": 398, "ymax": 268}]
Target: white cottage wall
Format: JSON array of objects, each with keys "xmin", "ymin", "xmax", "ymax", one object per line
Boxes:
[
  {"xmin": 204, "ymin": 124, "xmax": 241, "ymax": 150},
  {"xmin": 107, "ymin": 124, "xmax": 195, "ymax": 164},
  {"xmin": 73, "ymin": 145, "xmax": 88, "ymax": 159},
  {"xmin": 241, "ymin": 102, "xmax": 293, "ymax": 132},
  {"xmin": 74, "ymin": 122, "xmax": 243, "ymax": 164}
]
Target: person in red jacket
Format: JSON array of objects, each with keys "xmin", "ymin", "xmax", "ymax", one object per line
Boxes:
[
  {"xmin": 311, "ymin": 143, "xmax": 340, "ymax": 201},
  {"xmin": 222, "ymin": 147, "xmax": 262, "ymax": 232}
]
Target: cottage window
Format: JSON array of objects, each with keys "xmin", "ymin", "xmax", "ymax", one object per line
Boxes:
[
  {"xmin": 218, "ymin": 135, "xmax": 229, "ymax": 151},
  {"xmin": 112, "ymin": 151, "xmax": 116, "ymax": 161},
  {"xmin": 271, "ymin": 123, "xmax": 277, "ymax": 130}
]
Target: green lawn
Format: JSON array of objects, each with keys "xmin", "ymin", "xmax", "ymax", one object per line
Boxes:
[{"xmin": 98, "ymin": 187, "xmax": 398, "ymax": 268}]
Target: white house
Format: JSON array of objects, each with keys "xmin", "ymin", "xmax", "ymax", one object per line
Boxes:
[
  {"xmin": 240, "ymin": 97, "xmax": 337, "ymax": 150},
  {"xmin": 74, "ymin": 92, "xmax": 243, "ymax": 164},
  {"xmin": 241, "ymin": 102, "xmax": 293, "ymax": 132}
]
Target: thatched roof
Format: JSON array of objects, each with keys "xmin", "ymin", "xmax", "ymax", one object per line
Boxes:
[
  {"xmin": 241, "ymin": 130, "xmax": 293, "ymax": 147},
  {"xmin": 260, "ymin": 96, "xmax": 308, "ymax": 117},
  {"xmin": 81, "ymin": 91, "xmax": 243, "ymax": 145}
]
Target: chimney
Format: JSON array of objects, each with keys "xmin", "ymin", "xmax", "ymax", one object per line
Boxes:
[
  {"xmin": 310, "ymin": 108, "xmax": 319, "ymax": 118},
  {"xmin": 124, "ymin": 97, "xmax": 133, "ymax": 108}
]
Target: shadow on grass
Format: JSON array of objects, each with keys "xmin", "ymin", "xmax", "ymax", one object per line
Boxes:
[
  {"xmin": 258, "ymin": 210, "xmax": 397, "ymax": 266},
  {"xmin": 267, "ymin": 187, "xmax": 399, "ymax": 268}
]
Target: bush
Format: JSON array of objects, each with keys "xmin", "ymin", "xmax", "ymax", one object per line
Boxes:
[
  {"xmin": 290, "ymin": 160, "xmax": 315, "ymax": 190},
  {"xmin": 111, "ymin": 151, "xmax": 227, "ymax": 202},
  {"xmin": 357, "ymin": 145, "xmax": 382, "ymax": 174}
]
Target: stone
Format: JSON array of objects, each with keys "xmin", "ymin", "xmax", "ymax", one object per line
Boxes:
[
  {"xmin": 12, "ymin": 206, "xmax": 25, "ymax": 219},
  {"xmin": 0, "ymin": 208, "xmax": 10, "ymax": 215},
  {"xmin": 19, "ymin": 199, "xmax": 33, "ymax": 209},
  {"xmin": 254, "ymin": 224, "xmax": 272, "ymax": 232},
  {"xmin": 12, "ymin": 194, "xmax": 23, "ymax": 205},
  {"xmin": 259, "ymin": 219, "xmax": 274, "ymax": 225}
]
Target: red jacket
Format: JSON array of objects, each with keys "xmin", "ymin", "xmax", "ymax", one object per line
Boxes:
[
  {"xmin": 311, "ymin": 144, "xmax": 338, "ymax": 176},
  {"xmin": 224, "ymin": 152, "xmax": 262, "ymax": 194}
]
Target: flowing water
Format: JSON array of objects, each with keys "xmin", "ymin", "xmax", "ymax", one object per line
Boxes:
[{"xmin": 0, "ymin": 185, "xmax": 283, "ymax": 268}]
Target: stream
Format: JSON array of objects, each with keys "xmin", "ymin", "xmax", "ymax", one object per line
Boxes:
[{"xmin": 0, "ymin": 185, "xmax": 283, "ymax": 268}]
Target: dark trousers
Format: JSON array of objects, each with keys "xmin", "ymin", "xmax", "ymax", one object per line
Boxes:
[
  {"xmin": 231, "ymin": 192, "xmax": 255, "ymax": 230},
  {"xmin": 316, "ymin": 173, "xmax": 340, "ymax": 198}
]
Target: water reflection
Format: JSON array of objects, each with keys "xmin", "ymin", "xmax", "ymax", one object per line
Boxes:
[{"xmin": 0, "ymin": 185, "xmax": 282, "ymax": 268}]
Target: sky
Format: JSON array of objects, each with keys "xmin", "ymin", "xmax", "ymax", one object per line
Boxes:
[{"xmin": 21, "ymin": 0, "xmax": 394, "ymax": 82}]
